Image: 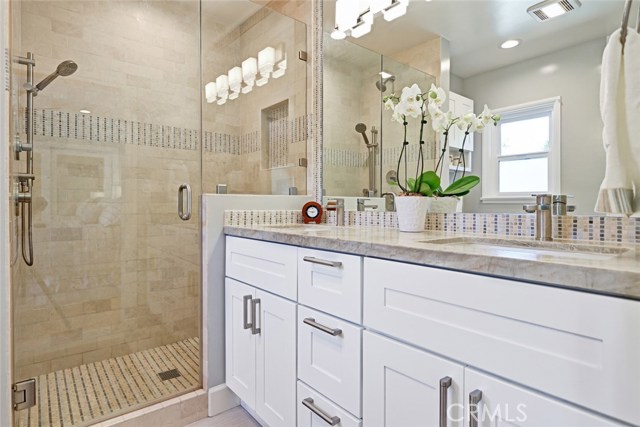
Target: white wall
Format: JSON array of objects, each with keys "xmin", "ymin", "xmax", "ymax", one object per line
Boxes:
[
  {"xmin": 202, "ymin": 194, "xmax": 310, "ymax": 390},
  {"xmin": 1, "ymin": 0, "xmax": 13, "ymax": 423},
  {"xmin": 460, "ymin": 37, "xmax": 606, "ymax": 214}
]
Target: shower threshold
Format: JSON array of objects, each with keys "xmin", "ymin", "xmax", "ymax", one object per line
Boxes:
[{"xmin": 15, "ymin": 337, "xmax": 200, "ymax": 427}]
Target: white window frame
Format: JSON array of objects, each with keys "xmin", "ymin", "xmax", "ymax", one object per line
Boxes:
[{"xmin": 481, "ymin": 97, "xmax": 561, "ymax": 204}]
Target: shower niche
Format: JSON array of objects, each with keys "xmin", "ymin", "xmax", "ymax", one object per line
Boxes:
[{"xmin": 261, "ymin": 100, "xmax": 291, "ymax": 170}]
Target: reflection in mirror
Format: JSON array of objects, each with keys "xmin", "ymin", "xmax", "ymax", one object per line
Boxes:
[
  {"xmin": 322, "ymin": 32, "xmax": 437, "ymax": 208},
  {"xmin": 322, "ymin": 0, "xmax": 632, "ymax": 214},
  {"xmin": 202, "ymin": 2, "xmax": 308, "ymax": 195}
]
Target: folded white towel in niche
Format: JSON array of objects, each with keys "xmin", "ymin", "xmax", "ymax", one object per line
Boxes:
[{"xmin": 595, "ymin": 28, "xmax": 640, "ymax": 216}]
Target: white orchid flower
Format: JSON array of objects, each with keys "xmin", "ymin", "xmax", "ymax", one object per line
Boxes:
[
  {"xmin": 427, "ymin": 84, "xmax": 447, "ymax": 107},
  {"xmin": 456, "ymin": 112, "xmax": 477, "ymax": 132},
  {"xmin": 384, "ymin": 98, "xmax": 395, "ymax": 111},
  {"xmin": 400, "ymin": 84, "xmax": 422, "ymax": 106},
  {"xmin": 479, "ymin": 104, "xmax": 493, "ymax": 125},
  {"xmin": 396, "ymin": 100, "xmax": 421, "ymax": 119}
]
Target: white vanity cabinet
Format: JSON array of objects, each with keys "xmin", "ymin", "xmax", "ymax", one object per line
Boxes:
[
  {"xmin": 464, "ymin": 368, "xmax": 627, "ymax": 427},
  {"xmin": 363, "ymin": 331, "xmax": 464, "ymax": 427},
  {"xmin": 225, "ymin": 237, "xmax": 298, "ymax": 427},
  {"xmin": 224, "ymin": 235, "xmax": 638, "ymax": 427}
]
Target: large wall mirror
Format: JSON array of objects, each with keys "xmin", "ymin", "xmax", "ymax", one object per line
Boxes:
[{"xmin": 322, "ymin": 0, "xmax": 629, "ymax": 214}]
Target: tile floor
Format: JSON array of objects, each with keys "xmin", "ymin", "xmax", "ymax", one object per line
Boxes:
[
  {"xmin": 15, "ymin": 337, "xmax": 200, "ymax": 427},
  {"xmin": 185, "ymin": 407, "xmax": 259, "ymax": 427}
]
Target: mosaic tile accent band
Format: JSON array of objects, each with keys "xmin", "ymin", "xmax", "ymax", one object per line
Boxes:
[
  {"xmin": 15, "ymin": 338, "xmax": 200, "ymax": 427},
  {"xmin": 224, "ymin": 210, "xmax": 640, "ymax": 244},
  {"xmin": 31, "ymin": 108, "xmax": 311, "ymax": 154}
]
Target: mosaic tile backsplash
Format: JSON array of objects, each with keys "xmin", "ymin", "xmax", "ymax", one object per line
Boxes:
[{"xmin": 224, "ymin": 210, "xmax": 640, "ymax": 244}]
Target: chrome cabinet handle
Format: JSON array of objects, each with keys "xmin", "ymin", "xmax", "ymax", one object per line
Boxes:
[
  {"xmin": 303, "ymin": 318, "xmax": 342, "ymax": 336},
  {"xmin": 178, "ymin": 183, "xmax": 192, "ymax": 220},
  {"xmin": 469, "ymin": 389, "xmax": 483, "ymax": 427},
  {"xmin": 303, "ymin": 256, "xmax": 342, "ymax": 268},
  {"xmin": 302, "ymin": 397, "xmax": 340, "ymax": 426},
  {"xmin": 250, "ymin": 298, "xmax": 261, "ymax": 335},
  {"xmin": 439, "ymin": 376, "xmax": 452, "ymax": 427},
  {"xmin": 242, "ymin": 295, "xmax": 252, "ymax": 330}
]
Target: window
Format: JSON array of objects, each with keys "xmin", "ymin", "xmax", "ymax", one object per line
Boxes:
[{"xmin": 481, "ymin": 97, "xmax": 561, "ymax": 203}]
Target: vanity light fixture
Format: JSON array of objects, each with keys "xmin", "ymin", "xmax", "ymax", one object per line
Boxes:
[
  {"xmin": 204, "ymin": 82, "xmax": 217, "ymax": 103},
  {"xmin": 500, "ymin": 39, "xmax": 521, "ymax": 49},
  {"xmin": 335, "ymin": 0, "xmax": 411, "ymax": 39},
  {"xmin": 527, "ymin": 0, "xmax": 581, "ymax": 22}
]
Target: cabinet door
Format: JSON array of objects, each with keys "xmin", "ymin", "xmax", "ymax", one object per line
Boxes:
[
  {"xmin": 255, "ymin": 289, "xmax": 297, "ymax": 427},
  {"xmin": 363, "ymin": 331, "xmax": 464, "ymax": 427},
  {"xmin": 464, "ymin": 368, "xmax": 626, "ymax": 427},
  {"xmin": 448, "ymin": 92, "xmax": 474, "ymax": 150},
  {"xmin": 225, "ymin": 278, "xmax": 256, "ymax": 407}
]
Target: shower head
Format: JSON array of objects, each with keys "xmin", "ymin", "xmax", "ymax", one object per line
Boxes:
[
  {"xmin": 35, "ymin": 60, "xmax": 78, "ymax": 92},
  {"xmin": 376, "ymin": 75, "xmax": 396, "ymax": 92},
  {"xmin": 355, "ymin": 123, "xmax": 370, "ymax": 146}
]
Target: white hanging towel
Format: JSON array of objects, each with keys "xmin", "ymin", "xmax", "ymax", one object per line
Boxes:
[{"xmin": 595, "ymin": 28, "xmax": 640, "ymax": 216}]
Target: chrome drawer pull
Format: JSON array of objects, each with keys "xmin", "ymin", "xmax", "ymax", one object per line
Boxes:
[
  {"xmin": 303, "ymin": 318, "xmax": 342, "ymax": 336},
  {"xmin": 439, "ymin": 376, "xmax": 452, "ymax": 427},
  {"xmin": 242, "ymin": 295, "xmax": 252, "ymax": 330},
  {"xmin": 469, "ymin": 389, "xmax": 483, "ymax": 427},
  {"xmin": 302, "ymin": 397, "xmax": 340, "ymax": 426},
  {"xmin": 303, "ymin": 256, "xmax": 343, "ymax": 268}
]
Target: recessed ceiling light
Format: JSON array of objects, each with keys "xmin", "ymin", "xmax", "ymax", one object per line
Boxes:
[
  {"xmin": 500, "ymin": 39, "xmax": 521, "ymax": 49},
  {"xmin": 80, "ymin": 109, "xmax": 91, "ymax": 114},
  {"xmin": 330, "ymin": 29, "xmax": 346, "ymax": 40}
]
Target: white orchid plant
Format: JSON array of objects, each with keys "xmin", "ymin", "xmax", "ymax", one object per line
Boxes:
[{"xmin": 384, "ymin": 83, "xmax": 500, "ymax": 197}]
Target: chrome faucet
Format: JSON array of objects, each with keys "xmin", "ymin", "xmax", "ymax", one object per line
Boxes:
[
  {"xmin": 523, "ymin": 194, "xmax": 553, "ymax": 241},
  {"xmin": 357, "ymin": 198, "xmax": 378, "ymax": 211},
  {"xmin": 326, "ymin": 198, "xmax": 345, "ymax": 226},
  {"xmin": 552, "ymin": 195, "xmax": 576, "ymax": 215}
]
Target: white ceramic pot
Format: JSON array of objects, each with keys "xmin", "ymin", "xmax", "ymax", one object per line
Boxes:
[
  {"xmin": 426, "ymin": 197, "xmax": 461, "ymax": 213},
  {"xmin": 395, "ymin": 196, "xmax": 429, "ymax": 232}
]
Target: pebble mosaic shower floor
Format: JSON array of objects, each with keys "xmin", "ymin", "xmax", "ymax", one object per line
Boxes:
[{"xmin": 15, "ymin": 337, "xmax": 200, "ymax": 427}]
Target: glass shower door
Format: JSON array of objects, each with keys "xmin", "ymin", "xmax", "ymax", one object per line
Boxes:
[{"xmin": 10, "ymin": 1, "xmax": 202, "ymax": 426}]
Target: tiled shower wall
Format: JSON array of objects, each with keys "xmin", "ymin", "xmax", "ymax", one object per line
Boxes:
[{"xmin": 12, "ymin": 0, "xmax": 201, "ymax": 380}]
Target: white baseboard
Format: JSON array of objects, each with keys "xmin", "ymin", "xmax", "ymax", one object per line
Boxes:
[{"xmin": 208, "ymin": 384, "xmax": 240, "ymax": 417}]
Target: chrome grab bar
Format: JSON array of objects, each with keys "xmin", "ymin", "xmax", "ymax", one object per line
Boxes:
[
  {"xmin": 302, "ymin": 256, "xmax": 342, "ymax": 268},
  {"xmin": 178, "ymin": 183, "xmax": 192, "ymax": 220},
  {"xmin": 439, "ymin": 377, "xmax": 452, "ymax": 427},
  {"xmin": 242, "ymin": 295, "xmax": 253, "ymax": 330},
  {"xmin": 301, "ymin": 398, "xmax": 340, "ymax": 426},
  {"xmin": 303, "ymin": 318, "xmax": 342, "ymax": 336}
]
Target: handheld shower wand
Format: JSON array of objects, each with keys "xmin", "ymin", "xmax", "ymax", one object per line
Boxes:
[
  {"xmin": 33, "ymin": 60, "xmax": 78, "ymax": 95},
  {"xmin": 355, "ymin": 123, "xmax": 370, "ymax": 146}
]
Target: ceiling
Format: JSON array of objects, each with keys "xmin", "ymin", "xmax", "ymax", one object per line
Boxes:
[{"xmin": 324, "ymin": 0, "xmax": 628, "ymax": 78}]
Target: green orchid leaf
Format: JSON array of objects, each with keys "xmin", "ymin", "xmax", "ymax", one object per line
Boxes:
[
  {"xmin": 419, "ymin": 171, "xmax": 440, "ymax": 191},
  {"xmin": 441, "ymin": 175, "xmax": 480, "ymax": 196},
  {"xmin": 419, "ymin": 185, "xmax": 433, "ymax": 196},
  {"xmin": 407, "ymin": 178, "xmax": 417, "ymax": 193}
]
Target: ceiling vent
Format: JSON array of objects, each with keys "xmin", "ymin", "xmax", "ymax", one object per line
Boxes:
[{"xmin": 527, "ymin": 0, "xmax": 582, "ymax": 22}]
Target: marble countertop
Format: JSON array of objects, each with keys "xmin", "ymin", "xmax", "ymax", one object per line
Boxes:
[{"xmin": 224, "ymin": 224, "xmax": 640, "ymax": 300}]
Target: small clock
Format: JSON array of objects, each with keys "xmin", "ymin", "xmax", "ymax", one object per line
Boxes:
[{"xmin": 302, "ymin": 201, "xmax": 323, "ymax": 224}]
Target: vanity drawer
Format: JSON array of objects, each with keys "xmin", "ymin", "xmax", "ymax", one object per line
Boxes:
[
  {"xmin": 297, "ymin": 381, "xmax": 361, "ymax": 427},
  {"xmin": 225, "ymin": 236, "xmax": 297, "ymax": 300},
  {"xmin": 363, "ymin": 257, "xmax": 640, "ymax": 426},
  {"xmin": 298, "ymin": 305, "xmax": 362, "ymax": 417},
  {"xmin": 298, "ymin": 247, "xmax": 362, "ymax": 323}
]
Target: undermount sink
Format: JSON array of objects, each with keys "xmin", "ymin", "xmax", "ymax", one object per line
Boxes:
[{"xmin": 423, "ymin": 237, "xmax": 630, "ymax": 261}]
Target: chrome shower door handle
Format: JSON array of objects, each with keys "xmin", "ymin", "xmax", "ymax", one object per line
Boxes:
[
  {"xmin": 439, "ymin": 376, "xmax": 452, "ymax": 427},
  {"xmin": 469, "ymin": 389, "xmax": 483, "ymax": 427},
  {"xmin": 178, "ymin": 183, "xmax": 192, "ymax": 220}
]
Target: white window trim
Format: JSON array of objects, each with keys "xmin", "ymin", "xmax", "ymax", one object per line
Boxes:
[{"xmin": 481, "ymin": 97, "xmax": 562, "ymax": 204}]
